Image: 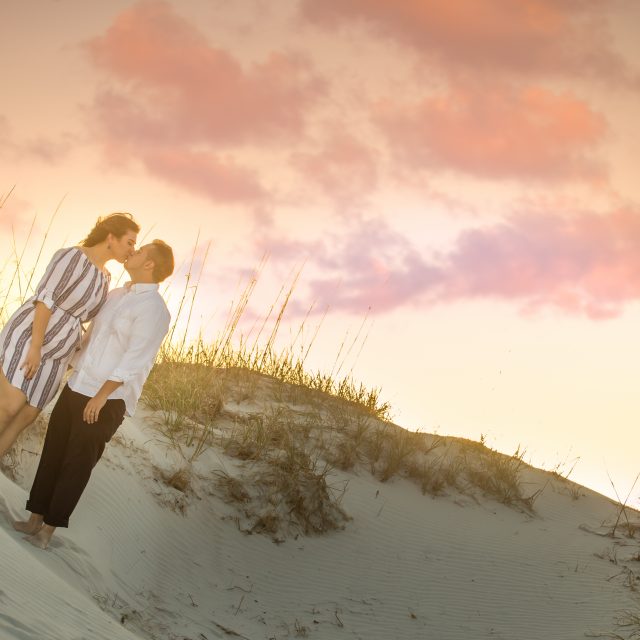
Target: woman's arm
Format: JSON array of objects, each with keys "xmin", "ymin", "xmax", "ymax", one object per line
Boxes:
[
  {"xmin": 22, "ymin": 246, "xmax": 79, "ymax": 380},
  {"xmin": 20, "ymin": 301, "xmax": 52, "ymax": 379}
]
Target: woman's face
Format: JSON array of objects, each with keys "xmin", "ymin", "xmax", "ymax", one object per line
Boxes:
[{"xmin": 110, "ymin": 230, "xmax": 138, "ymax": 263}]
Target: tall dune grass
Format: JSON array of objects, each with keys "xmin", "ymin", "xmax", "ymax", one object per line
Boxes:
[{"xmin": 145, "ymin": 236, "xmax": 390, "ymax": 421}]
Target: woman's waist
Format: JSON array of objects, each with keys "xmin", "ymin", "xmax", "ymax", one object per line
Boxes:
[
  {"xmin": 26, "ymin": 294, "xmax": 93, "ymax": 321},
  {"xmin": 40, "ymin": 313, "xmax": 83, "ymax": 357}
]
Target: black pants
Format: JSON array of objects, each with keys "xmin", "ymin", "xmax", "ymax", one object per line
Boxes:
[{"xmin": 26, "ymin": 384, "xmax": 126, "ymax": 528}]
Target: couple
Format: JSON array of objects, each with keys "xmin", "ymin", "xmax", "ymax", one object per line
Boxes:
[{"xmin": 0, "ymin": 213, "xmax": 174, "ymax": 549}]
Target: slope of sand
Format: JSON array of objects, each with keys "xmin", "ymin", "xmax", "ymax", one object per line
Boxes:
[{"xmin": 1, "ymin": 390, "xmax": 639, "ymax": 640}]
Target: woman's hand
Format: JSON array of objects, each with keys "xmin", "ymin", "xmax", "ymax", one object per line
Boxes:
[
  {"xmin": 83, "ymin": 395, "xmax": 107, "ymax": 424},
  {"xmin": 20, "ymin": 345, "xmax": 42, "ymax": 380}
]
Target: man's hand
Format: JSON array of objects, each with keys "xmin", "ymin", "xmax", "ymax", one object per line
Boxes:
[
  {"xmin": 83, "ymin": 395, "xmax": 107, "ymax": 424},
  {"xmin": 82, "ymin": 380, "xmax": 124, "ymax": 423},
  {"xmin": 20, "ymin": 345, "xmax": 42, "ymax": 380}
]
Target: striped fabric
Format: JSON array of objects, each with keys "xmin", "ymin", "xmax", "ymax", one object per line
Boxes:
[{"xmin": 0, "ymin": 247, "xmax": 110, "ymax": 409}]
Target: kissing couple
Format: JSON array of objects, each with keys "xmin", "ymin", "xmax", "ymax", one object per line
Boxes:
[{"xmin": 0, "ymin": 213, "xmax": 173, "ymax": 549}]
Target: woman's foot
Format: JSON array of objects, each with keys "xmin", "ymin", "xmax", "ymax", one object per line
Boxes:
[
  {"xmin": 13, "ymin": 513, "xmax": 44, "ymax": 535},
  {"xmin": 26, "ymin": 523, "xmax": 56, "ymax": 549}
]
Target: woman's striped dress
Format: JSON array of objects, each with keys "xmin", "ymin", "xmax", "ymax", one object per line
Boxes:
[{"xmin": 0, "ymin": 247, "xmax": 110, "ymax": 409}]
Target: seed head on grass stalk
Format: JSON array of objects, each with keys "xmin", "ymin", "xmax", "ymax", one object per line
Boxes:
[
  {"xmin": 166, "ymin": 229, "xmax": 201, "ymax": 352},
  {"xmin": 257, "ymin": 265, "xmax": 303, "ymax": 372},
  {"xmin": 0, "ymin": 193, "xmax": 65, "ymax": 321},
  {"xmin": 22, "ymin": 195, "xmax": 65, "ymax": 301},
  {"xmin": 246, "ymin": 255, "xmax": 284, "ymax": 357},
  {"xmin": 179, "ymin": 239, "xmax": 211, "ymax": 356},
  {"xmin": 1, "ymin": 212, "xmax": 37, "ymax": 317},
  {"xmin": 10, "ymin": 214, "xmax": 37, "ymax": 302},
  {"xmin": 329, "ymin": 306, "xmax": 371, "ymax": 383},
  {"xmin": 0, "ymin": 185, "xmax": 16, "ymax": 208},
  {"xmin": 213, "ymin": 257, "xmax": 266, "ymax": 366}
]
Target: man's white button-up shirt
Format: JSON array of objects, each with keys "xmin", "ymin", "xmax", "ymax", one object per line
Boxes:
[{"xmin": 68, "ymin": 282, "xmax": 170, "ymax": 416}]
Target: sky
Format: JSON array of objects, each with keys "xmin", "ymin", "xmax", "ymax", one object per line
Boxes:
[{"xmin": 2, "ymin": 0, "xmax": 640, "ymax": 504}]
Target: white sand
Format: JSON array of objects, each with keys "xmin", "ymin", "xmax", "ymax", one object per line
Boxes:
[{"xmin": 0, "ymin": 399, "xmax": 638, "ymax": 640}]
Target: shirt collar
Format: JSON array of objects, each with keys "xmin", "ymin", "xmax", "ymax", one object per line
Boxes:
[{"xmin": 124, "ymin": 281, "xmax": 159, "ymax": 295}]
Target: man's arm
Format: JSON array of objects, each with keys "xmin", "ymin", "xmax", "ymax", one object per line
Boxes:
[
  {"xmin": 83, "ymin": 380, "xmax": 124, "ymax": 424},
  {"xmin": 84, "ymin": 301, "xmax": 169, "ymax": 423},
  {"xmin": 108, "ymin": 304, "xmax": 169, "ymax": 385}
]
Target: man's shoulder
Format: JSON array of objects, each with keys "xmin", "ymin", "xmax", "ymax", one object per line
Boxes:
[{"xmin": 135, "ymin": 291, "xmax": 171, "ymax": 321}]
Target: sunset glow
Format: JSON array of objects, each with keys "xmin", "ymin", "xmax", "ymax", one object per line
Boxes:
[{"xmin": 3, "ymin": 0, "xmax": 640, "ymax": 503}]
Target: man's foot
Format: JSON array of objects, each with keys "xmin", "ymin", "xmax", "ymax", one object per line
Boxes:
[
  {"xmin": 26, "ymin": 524, "xmax": 56, "ymax": 549},
  {"xmin": 13, "ymin": 514, "xmax": 44, "ymax": 535}
]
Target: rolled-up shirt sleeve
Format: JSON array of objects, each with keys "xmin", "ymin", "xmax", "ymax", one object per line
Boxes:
[
  {"xmin": 34, "ymin": 247, "xmax": 78, "ymax": 310},
  {"xmin": 109, "ymin": 303, "xmax": 170, "ymax": 383}
]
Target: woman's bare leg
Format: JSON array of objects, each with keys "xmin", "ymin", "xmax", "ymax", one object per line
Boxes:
[
  {"xmin": 0, "ymin": 403, "xmax": 40, "ymax": 458},
  {"xmin": 0, "ymin": 371, "xmax": 28, "ymax": 435}
]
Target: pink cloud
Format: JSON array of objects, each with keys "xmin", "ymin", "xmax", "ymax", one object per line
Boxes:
[
  {"xmin": 303, "ymin": 209, "xmax": 640, "ymax": 319},
  {"xmin": 437, "ymin": 209, "xmax": 640, "ymax": 318},
  {"xmin": 373, "ymin": 83, "xmax": 607, "ymax": 182},
  {"xmin": 140, "ymin": 149, "xmax": 269, "ymax": 204},
  {"xmin": 291, "ymin": 132, "xmax": 379, "ymax": 209},
  {"xmin": 305, "ymin": 221, "xmax": 442, "ymax": 314},
  {"xmin": 0, "ymin": 115, "xmax": 71, "ymax": 164},
  {"xmin": 86, "ymin": 0, "xmax": 325, "ymax": 146},
  {"xmin": 300, "ymin": 0, "xmax": 635, "ymax": 83}
]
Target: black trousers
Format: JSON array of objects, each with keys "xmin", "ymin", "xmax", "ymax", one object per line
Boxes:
[{"xmin": 26, "ymin": 384, "xmax": 126, "ymax": 528}]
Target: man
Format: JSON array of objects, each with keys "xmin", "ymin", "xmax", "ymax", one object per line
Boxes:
[{"xmin": 13, "ymin": 240, "xmax": 174, "ymax": 549}]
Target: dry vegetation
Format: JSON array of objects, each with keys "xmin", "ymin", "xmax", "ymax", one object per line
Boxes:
[
  {"xmin": 0, "ymin": 412, "xmax": 49, "ymax": 485},
  {"xmin": 141, "ymin": 356, "xmax": 541, "ymax": 543}
]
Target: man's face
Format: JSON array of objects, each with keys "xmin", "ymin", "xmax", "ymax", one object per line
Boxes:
[
  {"xmin": 111, "ymin": 230, "xmax": 138, "ymax": 263},
  {"xmin": 124, "ymin": 245, "xmax": 151, "ymax": 275}
]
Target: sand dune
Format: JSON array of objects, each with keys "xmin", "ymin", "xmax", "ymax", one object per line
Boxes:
[{"xmin": 0, "ymin": 390, "xmax": 638, "ymax": 640}]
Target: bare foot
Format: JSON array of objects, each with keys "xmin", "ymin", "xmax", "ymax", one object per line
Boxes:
[
  {"xmin": 13, "ymin": 514, "xmax": 44, "ymax": 535},
  {"xmin": 26, "ymin": 524, "xmax": 56, "ymax": 550}
]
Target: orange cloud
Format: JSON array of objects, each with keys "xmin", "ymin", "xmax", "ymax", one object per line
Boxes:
[
  {"xmin": 85, "ymin": 1, "xmax": 326, "ymax": 204},
  {"xmin": 87, "ymin": 0, "xmax": 324, "ymax": 146},
  {"xmin": 300, "ymin": 0, "xmax": 635, "ymax": 83},
  {"xmin": 373, "ymin": 84, "xmax": 607, "ymax": 182}
]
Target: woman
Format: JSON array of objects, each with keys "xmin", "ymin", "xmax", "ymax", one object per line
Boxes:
[{"xmin": 0, "ymin": 212, "xmax": 140, "ymax": 458}]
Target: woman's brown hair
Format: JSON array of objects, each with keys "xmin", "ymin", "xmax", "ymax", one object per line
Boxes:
[{"xmin": 81, "ymin": 213, "xmax": 140, "ymax": 247}]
